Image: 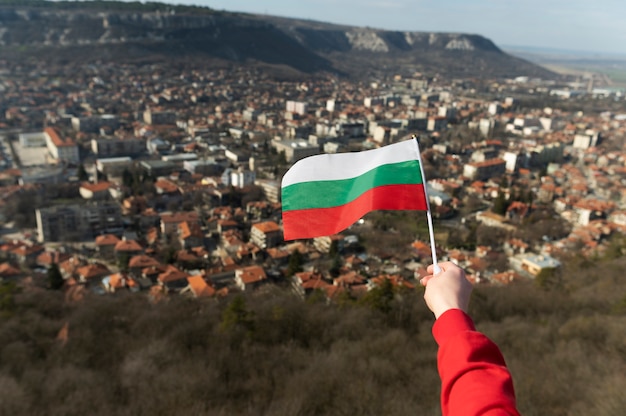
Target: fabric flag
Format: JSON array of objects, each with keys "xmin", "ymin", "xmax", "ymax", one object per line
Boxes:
[{"xmin": 281, "ymin": 138, "xmax": 429, "ymax": 240}]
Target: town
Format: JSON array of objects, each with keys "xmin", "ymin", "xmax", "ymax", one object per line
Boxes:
[{"xmin": 1, "ymin": 58, "xmax": 625, "ymax": 301}]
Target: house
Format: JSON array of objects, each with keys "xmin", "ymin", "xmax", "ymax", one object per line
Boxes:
[
  {"xmin": 142, "ymin": 264, "xmax": 168, "ymax": 283},
  {"xmin": 76, "ymin": 262, "xmax": 111, "ymax": 284},
  {"xmin": 157, "ymin": 265, "xmax": 189, "ymax": 291},
  {"xmin": 79, "ymin": 181, "xmax": 112, "ymax": 200},
  {"xmin": 95, "ymin": 234, "xmax": 121, "ymax": 258},
  {"xmin": 235, "ymin": 265, "xmax": 267, "ymax": 291},
  {"xmin": 176, "ymin": 249, "xmax": 205, "ymax": 270},
  {"xmin": 292, "ymin": 271, "xmax": 331, "ymax": 298},
  {"xmin": 503, "ymin": 238, "xmax": 529, "ymax": 256},
  {"xmin": 367, "ymin": 274, "xmax": 415, "ymax": 291},
  {"xmin": 160, "ymin": 211, "xmax": 200, "ymax": 236},
  {"xmin": 114, "ymin": 238, "xmax": 143, "ymax": 259},
  {"xmin": 11, "ymin": 243, "xmax": 45, "ymax": 267},
  {"xmin": 58, "ymin": 256, "xmax": 84, "ymax": 280},
  {"xmin": 181, "ymin": 275, "xmax": 216, "ymax": 298},
  {"xmin": 250, "ymin": 221, "xmax": 282, "ymax": 249},
  {"xmin": 519, "ymin": 253, "xmax": 561, "ymax": 277},
  {"xmin": 490, "ymin": 271, "xmax": 523, "ymax": 285},
  {"xmin": 128, "ymin": 254, "xmax": 161, "ymax": 276},
  {"xmin": 0, "ymin": 262, "xmax": 22, "ymax": 280},
  {"xmin": 102, "ymin": 272, "xmax": 139, "ymax": 293},
  {"xmin": 333, "ymin": 270, "xmax": 366, "ymax": 287},
  {"xmin": 178, "ymin": 221, "xmax": 204, "ymax": 249},
  {"xmin": 313, "ymin": 234, "xmax": 344, "ymax": 254},
  {"xmin": 36, "ymin": 250, "xmax": 71, "ymax": 269}
]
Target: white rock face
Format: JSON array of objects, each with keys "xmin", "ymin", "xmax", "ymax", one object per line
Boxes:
[
  {"xmin": 345, "ymin": 30, "xmax": 389, "ymax": 52},
  {"xmin": 445, "ymin": 37, "xmax": 475, "ymax": 50},
  {"xmin": 404, "ymin": 32, "xmax": 414, "ymax": 45}
]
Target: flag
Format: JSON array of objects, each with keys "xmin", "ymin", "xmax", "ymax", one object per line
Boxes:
[{"xmin": 281, "ymin": 138, "xmax": 429, "ymax": 240}]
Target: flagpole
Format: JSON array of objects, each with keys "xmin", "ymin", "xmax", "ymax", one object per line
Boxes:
[{"xmin": 412, "ymin": 135, "xmax": 441, "ymax": 275}]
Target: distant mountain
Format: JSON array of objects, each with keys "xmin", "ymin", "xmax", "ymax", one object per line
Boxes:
[{"xmin": 0, "ymin": 1, "xmax": 555, "ymax": 79}]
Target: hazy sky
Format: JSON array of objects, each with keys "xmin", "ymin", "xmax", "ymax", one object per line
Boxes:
[{"xmin": 86, "ymin": 1, "xmax": 626, "ymax": 55}]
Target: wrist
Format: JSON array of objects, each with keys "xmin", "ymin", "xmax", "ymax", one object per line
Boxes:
[{"xmin": 432, "ymin": 309, "xmax": 475, "ymax": 346}]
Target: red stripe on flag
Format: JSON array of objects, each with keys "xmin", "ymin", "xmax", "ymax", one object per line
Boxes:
[{"xmin": 282, "ymin": 184, "xmax": 428, "ymax": 240}]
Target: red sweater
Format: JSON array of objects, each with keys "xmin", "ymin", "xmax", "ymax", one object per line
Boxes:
[{"xmin": 433, "ymin": 309, "xmax": 520, "ymax": 416}]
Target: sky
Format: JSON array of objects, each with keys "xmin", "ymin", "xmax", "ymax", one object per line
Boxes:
[{"xmin": 76, "ymin": 1, "xmax": 626, "ymax": 56}]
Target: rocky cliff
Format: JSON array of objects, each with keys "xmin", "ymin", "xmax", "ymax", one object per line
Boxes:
[{"xmin": 0, "ymin": 2, "xmax": 553, "ymax": 79}]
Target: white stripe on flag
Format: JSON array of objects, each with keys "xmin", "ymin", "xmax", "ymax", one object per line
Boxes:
[{"xmin": 281, "ymin": 139, "xmax": 419, "ymax": 188}]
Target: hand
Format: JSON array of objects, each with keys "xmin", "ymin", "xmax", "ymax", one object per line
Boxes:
[{"xmin": 420, "ymin": 262, "xmax": 472, "ymax": 319}]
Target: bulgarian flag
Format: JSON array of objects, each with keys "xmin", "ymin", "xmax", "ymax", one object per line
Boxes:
[{"xmin": 281, "ymin": 138, "xmax": 430, "ymax": 240}]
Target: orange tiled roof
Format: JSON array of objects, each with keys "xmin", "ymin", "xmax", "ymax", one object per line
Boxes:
[
  {"xmin": 77, "ymin": 263, "xmax": 111, "ymax": 279},
  {"xmin": 95, "ymin": 234, "xmax": 121, "ymax": 246},
  {"xmin": 114, "ymin": 239, "xmax": 143, "ymax": 252},
  {"xmin": 45, "ymin": 127, "xmax": 75, "ymax": 147},
  {"xmin": 0, "ymin": 262, "xmax": 21, "ymax": 276},
  {"xmin": 237, "ymin": 265, "xmax": 267, "ymax": 284},
  {"xmin": 128, "ymin": 254, "xmax": 161, "ymax": 268},
  {"xmin": 80, "ymin": 181, "xmax": 112, "ymax": 193},
  {"xmin": 158, "ymin": 265, "xmax": 188, "ymax": 283},
  {"xmin": 186, "ymin": 275, "xmax": 215, "ymax": 298}
]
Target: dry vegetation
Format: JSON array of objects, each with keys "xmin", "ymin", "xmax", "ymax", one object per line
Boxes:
[{"xmin": 1, "ymin": 255, "xmax": 625, "ymax": 415}]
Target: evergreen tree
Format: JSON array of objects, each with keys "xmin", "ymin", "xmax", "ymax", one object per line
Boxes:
[
  {"xmin": 493, "ymin": 192, "xmax": 509, "ymax": 216},
  {"xmin": 47, "ymin": 263, "xmax": 64, "ymax": 290},
  {"xmin": 77, "ymin": 163, "xmax": 89, "ymax": 181},
  {"xmin": 220, "ymin": 295, "xmax": 255, "ymax": 333},
  {"xmin": 287, "ymin": 250, "xmax": 303, "ymax": 276}
]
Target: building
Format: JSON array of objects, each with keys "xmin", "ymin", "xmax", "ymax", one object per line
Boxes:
[
  {"xmin": 235, "ymin": 265, "xmax": 268, "ymax": 291},
  {"xmin": 44, "ymin": 127, "xmax": 80, "ymax": 164},
  {"xmin": 463, "ymin": 158, "xmax": 506, "ymax": 181},
  {"xmin": 139, "ymin": 160, "xmax": 179, "ymax": 177},
  {"xmin": 91, "ymin": 136, "xmax": 144, "ymax": 157},
  {"xmin": 313, "ymin": 234, "xmax": 345, "ymax": 253},
  {"xmin": 19, "ymin": 166, "xmax": 65, "ymax": 185},
  {"xmin": 271, "ymin": 139, "xmax": 319, "ymax": 163},
  {"xmin": 96, "ymin": 157, "xmax": 133, "ymax": 177},
  {"xmin": 183, "ymin": 158, "xmax": 226, "ymax": 176},
  {"xmin": 286, "ymin": 100, "xmax": 307, "ymax": 116},
  {"xmin": 143, "ymin": 109, "xmax": 177, "ymax": 125},
  {"xmin": 36, "ymin": 203, "xmax": 123, "ymax": 242},
  {"xmin": 250, "ymin": 221, "xmax": 282, "ymax": 249},
  {"xmin": 221, "ymin": 168, "xmax": 255, "ymax": 188},
  {"xmin": 19, "ymin": 132, "xmax": 47, "ymax": 148},
  {"xmin": 519, "ymin": 254, "xmax": 561, "ymax": 276},
  {"xmin": 255, "ymin": 179, "xmax": 281, "ymax": 203},
  {"xmin": 71, "ymin": 115, "xmax": 119, "ymax": 133}
]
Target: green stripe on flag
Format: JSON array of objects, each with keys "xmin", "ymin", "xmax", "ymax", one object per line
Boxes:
[{"xmin": 282, "ymin": 160, "xmax": 422, "ymax": 211}]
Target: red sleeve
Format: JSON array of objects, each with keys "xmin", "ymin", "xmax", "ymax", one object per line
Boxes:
[{"xmin": 433, "ymin": 309, "xmax": 520, "ymax": 416}]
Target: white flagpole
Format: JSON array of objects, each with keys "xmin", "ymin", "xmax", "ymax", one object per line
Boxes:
[{"xmin": 412, "ymin": 135, "xmax": 441, "ymax": 275}]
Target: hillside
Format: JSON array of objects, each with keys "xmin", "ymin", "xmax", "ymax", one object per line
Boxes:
[
  {"xmin": 0, "ymin": 0, "xmax": 555, "ymax": 79},
  {"xmin": 1, "ymin": 253, "xmax": 625, "ymax": 415}
]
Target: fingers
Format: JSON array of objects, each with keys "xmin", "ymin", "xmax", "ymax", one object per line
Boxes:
[{"xmin": 420, "ymin": 275, "xmax": 434, "ymax": 286}]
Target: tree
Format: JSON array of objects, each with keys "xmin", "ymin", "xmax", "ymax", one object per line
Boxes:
[
  {"xmin": 77, "ymin": 163, "xmax": 89, "ymax": 181},
  {"xmin": 359, "ymin": 277, "xmax": 394, "ymax": 314},
  {"xmin": 493, "ymin": 192, "xmax": 509, "ymax": 216},
  {"xmin": 0, "ymin": 281, "xmax": 19, "ymax": 319},
  {"xmin": 535, "ymin": 267, "xmax": 561, "ymax": 290},
  {"xmin": 220, "ymin": 295, "xmax": 255, "ymax": 333},
  {"xmin": 47, "ymin": 263, "xmax": 64, "ymax": 290},
  {"xmin": 118, "ymin": 252, "xmax": 130, "ymax": 271},
  {"xmin": 287, "ymin": 250, "xmax": 303, "ymax": 276}
]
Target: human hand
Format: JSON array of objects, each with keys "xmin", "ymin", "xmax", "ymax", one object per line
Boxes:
[{"xmin": 420, "ymin": 262, "xmax": 472, "ymax": 319}]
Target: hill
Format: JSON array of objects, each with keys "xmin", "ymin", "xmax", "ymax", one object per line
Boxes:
[
  {"xmin": 0, "ymin": 0, "xmax": 555, "ymax": 80},
  {"xmin": 1, "ymin": 252, "xmax": 625, "ymax": 415}
]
